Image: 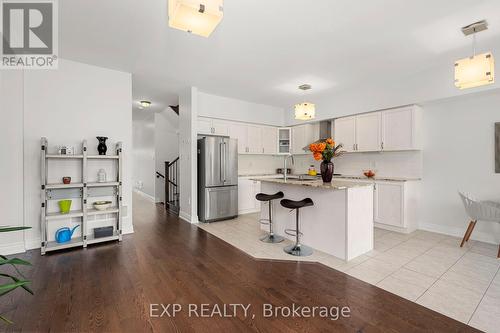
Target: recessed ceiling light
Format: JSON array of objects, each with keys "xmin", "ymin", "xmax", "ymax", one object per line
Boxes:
[
  {"xmin": 455, "ymin": 20, "xmax": 495, "ymax": 89},
  {"xmin": 168, "ymin": 0, "xmax": 224, "ymax": 38},
  {"xmin": 140, "ymin": 100, "xmax": 152, "ymax": 108}
]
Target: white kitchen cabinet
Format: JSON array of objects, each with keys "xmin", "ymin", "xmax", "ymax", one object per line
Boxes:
[
  {"xmin": 238, "ymin": 178, "xmax": 261, "ymax": 214},
  {"xmin": 197, "ymin": 117, "xmax": 213, "ymax": 135},
  {"xmin": 334, "ymin": 105, "xmax": 421, "ymax": 153},
  {"xmin": 229, "ymin": 122, "xmax": 248, "ymax": 154},
  {"xmin": 278, "ymin": 128, "xmax": 291, "ymax": 154},
  {"xmin": 334, "ymin": 116, "xmax": 356, "ymax": 152},
  {"xmin": 291, "ymin": 125, "xmax": 306, "ymax": 154},
  {"xmin": 246, "ymin": 125, "xmax": 263, "ymax": 154},
  {"xmin": 381, "ymin": 106, "xmax": 422, "ymax": 151},
  {"xmin": 262, "ymin": 126, "xmax": 278, "ymax": 154},
  {"xmin": 197, "ymin": 117, "xmax": 229, "ymax": 136},
  {"xmin": 291, "ymin": 123, "xmax": 319, "ymax": 155},
  {"xmin": 355, "ymin": 112, "xmax": 381, "ymax": 152},
  {"xmin": 212, "ymin": 119, "xmax": 230, "ymax": 136},
  {"xmin": 373, "ymin": 181, "xmax": 419, "ymax": 233},
  {"xmin": 374, "ymin": 182, "xmax": 403, "ymax": 227}
]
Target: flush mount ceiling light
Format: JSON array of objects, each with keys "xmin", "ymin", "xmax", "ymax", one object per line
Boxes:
[
  {"xmin": 168, "ymin": 0, "xmax": 223, "ymax": 38},
  {"xmin": 294, "ymin": 84, "xmax": 315, "ymax": 121},
  {"xmin": 455, "ymin": 20, "xmax": 495, "ymax": 90},
  {"xmin": 139, "ymin": 100, "xmax": 152, "ymax": 109}
]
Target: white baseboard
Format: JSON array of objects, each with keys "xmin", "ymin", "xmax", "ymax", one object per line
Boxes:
[
  {"xmin": 179, "ymin": 211, "xmax": 191, "ymax": 223},
  {"xmin": 419, "ymin": 221, "xmax": 498, "ymax": 245},
  {"xmin": 238, "ymin": 208, "xmax": 260, "ymax": 215},
  {"xmin": 0, "ymin": 242, "xmax": 26, "ymax": 255},
  {"xmin": 133, "ymin": 189, "xmax": 155, "ymax": 202}
]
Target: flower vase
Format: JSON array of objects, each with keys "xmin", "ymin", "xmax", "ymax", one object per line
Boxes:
[
  {"xmin": 320, "ymin": 161, "xmax": 334, "ymax": 183},
  {"xmin": 96, "ymin": 136, "xmax": 108, "ymax": 155}
]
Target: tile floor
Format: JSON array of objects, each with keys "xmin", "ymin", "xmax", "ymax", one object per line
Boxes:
[{"xmin": 197, "ymin": 213, "xmax": 500, "ymax": 332}]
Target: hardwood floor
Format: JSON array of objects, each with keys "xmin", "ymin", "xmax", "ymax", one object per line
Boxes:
[{"xmin": 0, "ymin": 194, "xmax": 478, "ymax": 332}]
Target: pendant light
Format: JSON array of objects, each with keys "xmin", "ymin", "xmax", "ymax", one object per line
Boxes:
[
  {"xmin": 168, "ymin": 0, "xmax": 223, "ymax": 38},
  {"xmin": 455, "ymin": 20, "xmax": 495, "ymax": 89},
  {"xmin": 294, "ymin": 84, "xmax": 315, "ymax": 120}
]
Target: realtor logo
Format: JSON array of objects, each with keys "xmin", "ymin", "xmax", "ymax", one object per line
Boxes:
[{"xmin": 1, "ymin": 0, "xmax": 58, "ymax": 69}]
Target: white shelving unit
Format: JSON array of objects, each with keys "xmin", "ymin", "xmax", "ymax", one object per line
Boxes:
[{"xmin": 40, "ymin": 137, "xmax": 123, "ymax": 255}]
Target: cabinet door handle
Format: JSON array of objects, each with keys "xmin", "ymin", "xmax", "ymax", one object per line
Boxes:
[
  {"xmin": 381, "ymin": 142, "xmax": 384, "ymax": 150},
  {"xmin": 353, "ymin": 144, "xmax": 356, "ymax": 151}
]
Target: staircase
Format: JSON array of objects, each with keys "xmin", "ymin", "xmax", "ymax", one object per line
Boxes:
[{"xmin": 165, "ymin": 158, "xmax": 180, "ymax": 214}]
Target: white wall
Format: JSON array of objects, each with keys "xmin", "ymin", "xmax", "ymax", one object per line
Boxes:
[
  {"xmin": 179, "ymin": 87, "xmax": 198, "ymax": 223},
  {"xmin": 419, "ymin": 89, "xmax": 500, "ymax": 243},
  {"xmin": 198, "ymin": 91, "xmax": 284, "ymax": 126},
  {"xmin": 132, "ymin": 110, "xmax": 155, "ymax": 199},
  {"xmin": 154, "ymin": 109, "xmax": 179, "ymax": 202},
  {"xmin": 20, "ymin": 59, "xmax": 133, "ymax": 250},
  {"xmin": 0, "ymin": 71, "xmax": 25, "ymax": 254}
]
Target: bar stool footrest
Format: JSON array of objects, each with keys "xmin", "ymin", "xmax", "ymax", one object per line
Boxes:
[{"xmin": 284, "ymin": 228, "xmax": 302, "ymax": 237}]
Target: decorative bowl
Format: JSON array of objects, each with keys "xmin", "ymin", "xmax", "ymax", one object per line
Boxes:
[
  {"xmin": 93, "ymin": 201, "xmax": 112, "ymax": 211},
  {"xmin": 363, "ymin": 170, "xmax": 376, "ymax": 178}
]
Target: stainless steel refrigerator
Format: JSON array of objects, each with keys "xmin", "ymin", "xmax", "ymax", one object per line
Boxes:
[{"xmin": 198, "ymin": 136, "xmax": 238, "ymax": 222}]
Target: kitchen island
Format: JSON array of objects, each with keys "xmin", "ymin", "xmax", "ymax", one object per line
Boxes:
[{"xmin": 253, "ymin": 177, "xmax": 374, "ymax": 261}]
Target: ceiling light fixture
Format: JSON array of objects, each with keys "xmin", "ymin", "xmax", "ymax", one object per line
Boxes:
[
  {"xmin": 168, "ymin": 0, "xmax": 223, "ymax": 38},
  {"xmin": 294, "ymin": 84, "xmax": 315, "ymax": 121},
  {"xmin": 139, "ymin": 100, "xmax": 152, "ymax": 109},
  {"xmin": 455, "ymin": 20, "xmax": 495, "ymax": 89}
]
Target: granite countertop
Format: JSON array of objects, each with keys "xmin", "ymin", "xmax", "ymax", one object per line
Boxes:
[
  {"xmin": 240, "ymin": 173, "xmax": 421, "ymax": 182},
  {"xmin": 333, "ymin": 175, "xmax": 421, "ymax": 182},
  {"xmin": 250, "ymin": 177, "xmax": 373, "ymax": 190},
  {"xmin": 238, "ymin": 173, "xmax": 280, "ymax": 177}
]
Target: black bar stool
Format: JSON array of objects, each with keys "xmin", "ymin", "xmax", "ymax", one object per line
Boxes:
[
  {"xmin": 255, "ymin": 191, "xmax": 285, "ymax": 243},
  {"xmin": 281, "ymin": 198, "xmax": 314, "ymax": 256}
]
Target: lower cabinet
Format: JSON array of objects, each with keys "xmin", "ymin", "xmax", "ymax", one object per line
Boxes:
[
  {"xmin": 238, "ymin": 177, "xmax": 261, "ymax": 214},
  {"xmin": 373, "ymin": 181, "xmax": 419, "ymax": 233}
]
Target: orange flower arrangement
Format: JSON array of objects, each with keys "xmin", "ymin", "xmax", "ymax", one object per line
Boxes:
[{"xmin": 309, "ymin": 138, "xmax": 343, "ymax": 162}]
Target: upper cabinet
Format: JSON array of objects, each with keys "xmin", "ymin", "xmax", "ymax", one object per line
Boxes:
[
  {"xmin": 334, "ymin": 105, "xmax": 421, "ymax": 153},
  {"xmin": 292, "ymin": 123, "xmax": 320, "ymax": 154},
  {"xmin": 246, "ymin": 125, "xmax": 263, "ymax": 154},
  {"xmin": 381, "ymin": 106, "xmax": 422, "ymax": 151},
  {"xmin": 228, "ymin": 122, "xmax": 248, "ymax": 154},
  {"xmin": 197, "ymin": 117, "xmax": 229, "ymax": 136},
  {"xmin": 278, "ymin": 128, "xmax": 291, "ymax": 154},
  {"xmin": 355, "ymin": 112, "xmax": 381, "ymax": 152},
  {"xmin": 333, "ymin": 116, "xmax": 356, "ymax": 152},
  {"xmin": 262, "ymin": 126, "xmax": 278, "ymax": 154}
]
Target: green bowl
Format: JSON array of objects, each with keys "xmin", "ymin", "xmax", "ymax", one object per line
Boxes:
[{"xmin": 58, "ymin": 200, "xmax": 72, "ymax": 214}]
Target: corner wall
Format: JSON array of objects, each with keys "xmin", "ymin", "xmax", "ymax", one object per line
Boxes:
[
  {"xmin": 0, "ymin": 71, "xmax": 25, "ymax": 254},
  {"xmin": 419, "ymin": 89, "xmax": 500, "ymax": 243},
  {"xmin": 179, "ymin": 87, "xmax": 198, "ymax": 223},
  {"xmin": 0, "ymin": 59, "xmax": 133, "ymax": 253}
]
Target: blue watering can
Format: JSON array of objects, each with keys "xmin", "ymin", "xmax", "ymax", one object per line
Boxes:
[{"xmin": 55, "ymin": 225, "xmax": 79, "ymax": 243}]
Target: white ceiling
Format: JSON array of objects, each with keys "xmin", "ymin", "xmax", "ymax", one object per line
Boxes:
[{"xmin": 60, "ymin": 0, "xmax": 500, "ymax": 113}]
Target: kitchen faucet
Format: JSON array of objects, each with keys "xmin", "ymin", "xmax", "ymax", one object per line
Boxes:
[{"xmin": 283, "ymin": 154, "xmax": 294, "ymax": 181}]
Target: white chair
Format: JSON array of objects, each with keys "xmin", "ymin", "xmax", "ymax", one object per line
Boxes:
[{"xmin": 458, "ymin": 191, "xmax": 500, "ymax": 257}]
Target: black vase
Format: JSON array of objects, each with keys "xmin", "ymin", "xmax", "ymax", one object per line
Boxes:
[
  {"xmin": 320, "ymin": 161, "xmax": 334, "ymax": 183},
  {"xmin": 96, "ymin": 136, "xmax": 108, "ymax": 155}
]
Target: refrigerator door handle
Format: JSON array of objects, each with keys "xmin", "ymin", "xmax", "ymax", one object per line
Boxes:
[
  {"xmin": 223, "ymin": 142, "xmax": 227, "ymax": 183},
  {"xmin": 219, "ymin": 142, "xmax": 223, "ymax": 182}
]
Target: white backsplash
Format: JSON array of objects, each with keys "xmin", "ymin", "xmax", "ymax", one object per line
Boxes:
[
  {"xmin": 238, "ymin": 151, "xmax": 422, "ymax": 178},
  {"xmin": 238, "ymin": 155, "xmax": 284, "ymax": 175},
  {"xmin": 292, "ymin": 151, "xmax": 423, "ymax": 178}
]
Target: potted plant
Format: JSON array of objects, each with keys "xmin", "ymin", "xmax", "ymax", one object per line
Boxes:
[
  {"xmin": 0, "ymin": 226, "xmax": 32, "ymax": 324},
  {"xmin": 309, "ymin": 138, "xmax": 344, "ymax": 183}
]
